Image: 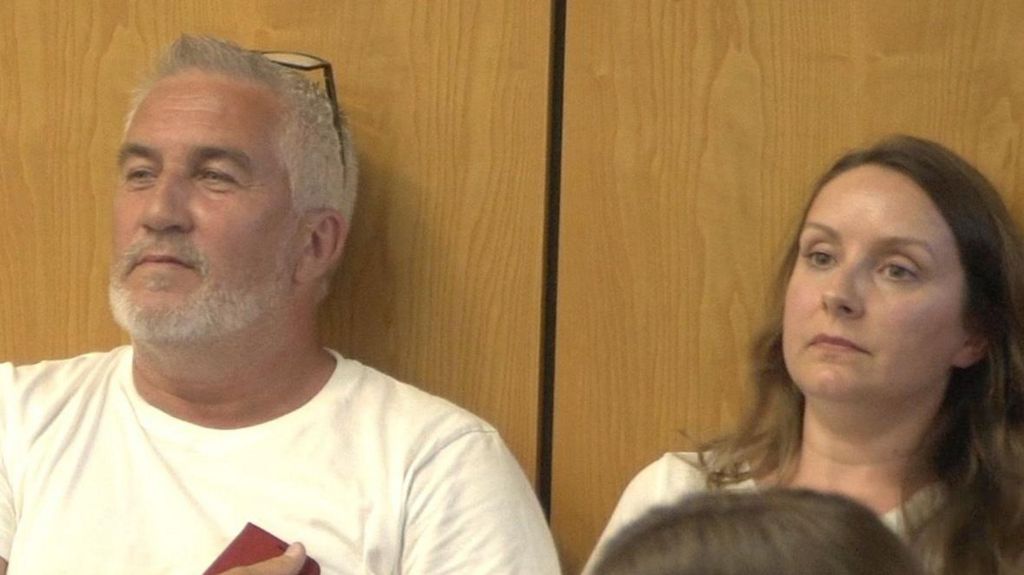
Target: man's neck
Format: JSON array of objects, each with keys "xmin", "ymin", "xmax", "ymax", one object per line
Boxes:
[{"xmin": 130, "ymin": 320, "xmax": 335, "ymax": 429}]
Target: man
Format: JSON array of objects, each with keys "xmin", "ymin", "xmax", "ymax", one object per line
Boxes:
[{"xmin": 0, "ymin": 36, "xmax": 560, "ymax": 574}]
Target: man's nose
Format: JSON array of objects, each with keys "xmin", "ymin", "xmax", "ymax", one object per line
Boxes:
[{"xmin": 141, "ymin": 174, "xmax": 194, "ymax": 234}]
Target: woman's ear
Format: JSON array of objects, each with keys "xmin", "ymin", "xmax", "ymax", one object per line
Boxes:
[
  {"xmin": 952, "ymin": 331, "xmax": 988, "ymax": 369},
  {"xmin": 293, "ymin": 208, "xmax": 348, "ymax": 286}
]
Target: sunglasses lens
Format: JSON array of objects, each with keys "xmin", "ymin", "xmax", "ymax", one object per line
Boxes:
[{"xmin": 261, "ymin": 52, "xmax": 326, "ymax": 70}]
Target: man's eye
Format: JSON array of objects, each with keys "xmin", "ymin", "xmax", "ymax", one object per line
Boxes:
[
  {"xmin": 124, "ymin": 168, "xmax": 156, "ymax": 184},
  {"xmin": 198, "ymin": 170, "xmax": 236, "ymax": 183}
]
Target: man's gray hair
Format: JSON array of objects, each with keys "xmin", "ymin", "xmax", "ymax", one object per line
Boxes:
[{"xmin": 125, "ymin": 35, "xmax": 358, "ymax": 223}]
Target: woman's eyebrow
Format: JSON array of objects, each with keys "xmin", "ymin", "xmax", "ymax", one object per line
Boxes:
[
  {"xmin": 802, "ymin": 221, "xmax": 935, "ymax": 256},
  {"xmin": 800, "ymin": 221, "xmax": 839, "ymax": 239},
  {"xmin": 874, "ymin": 236, "xmax": 936, "ymax": 258}
]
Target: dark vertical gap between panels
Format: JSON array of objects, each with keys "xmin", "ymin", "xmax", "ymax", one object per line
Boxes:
[{"xmin": 537, "ymin": 0, "xmax": 567, "ymax": 518}]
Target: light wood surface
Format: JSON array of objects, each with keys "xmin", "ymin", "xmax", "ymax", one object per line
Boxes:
[
  {"xmin": 0, "ymin": 0, "xmax": 550, "ymax": 483},
  {"xmin": 551, "ymin": 1, "xmax": 1024, "ymax": 571},
  {"xmin": 8, "ymin": 2, "xmax": 1024, "ymax": 572}
]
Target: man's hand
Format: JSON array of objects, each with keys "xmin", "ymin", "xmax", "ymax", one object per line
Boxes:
[{"xmin": 219, "ymin": 543, "xmax": 308, "ymax": 575}]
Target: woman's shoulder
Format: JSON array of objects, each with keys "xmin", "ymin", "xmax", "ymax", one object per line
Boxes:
[
  {"xmin": 645, "ymin": 451, "xmax": 707, "ymax": 476},
  {"xmin": 610, "ymin": 452, "xmax": 716, "ymax": 515},
  {"xmin": 584, "ymin": 452, "xmax": 721, "ymax": 574}
]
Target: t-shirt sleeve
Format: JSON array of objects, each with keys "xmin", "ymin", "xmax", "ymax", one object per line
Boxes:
[
  {"xmin": 0, "ymin": 448, "xmax": 13, "ymax": 561},
  {"xmin": 0, "ymin": 364, "xmax": 18, "ymax": 560},
  {"xmin": 582, "ymin": 452, "xmax": 707, "ymax": 574},
  {"xmin": 399, "ymin": 429, "xmax": 560, "ymax": 575}
]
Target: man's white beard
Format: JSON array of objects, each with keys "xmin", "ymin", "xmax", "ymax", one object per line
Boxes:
[{"xmin": 109, "ymin": 237, "xmax": 293, "ymax": 344}]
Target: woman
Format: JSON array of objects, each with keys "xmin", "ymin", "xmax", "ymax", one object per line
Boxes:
[{"xmin": 586, "ymin": 135, "xmax": 1024, "ymax": 574}]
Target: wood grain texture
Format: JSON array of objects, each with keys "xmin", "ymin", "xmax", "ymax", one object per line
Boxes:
[
  {"xmin": 550, "ymin": 1, "xmax": 1024, "ymax": 571},
  {"xmin": 0, "ymin": 1, "xmax": 550, "ymax": 482}
]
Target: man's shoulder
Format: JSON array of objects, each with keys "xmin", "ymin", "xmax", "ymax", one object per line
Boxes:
[
  {"xmin": 2, "ymin": 346, "xmax": 131, "ymax": 391},
  {"xmin": 325, "ymin": 351, "xmax": 499, "ymax": 442},
  {"xmin": 0, "ymin": 347, "xmax": 131, "ymax": 440}
]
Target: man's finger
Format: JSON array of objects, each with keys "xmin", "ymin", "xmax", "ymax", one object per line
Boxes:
[{"xmin": 220, "ymin": 543, "xmax": 307, "ymax": 575}]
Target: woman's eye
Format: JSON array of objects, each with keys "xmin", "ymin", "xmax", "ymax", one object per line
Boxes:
[
  {"xmin": 806, "ymin": 251, "xmax": 834, "ymax": 268},
  {"xmin": 882, "ymin": 263, "xmax": 917, "ymax": 281}
]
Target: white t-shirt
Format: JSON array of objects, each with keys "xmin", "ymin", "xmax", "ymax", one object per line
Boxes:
[
  {"xmin": 583, "ymin": 452, "xmax": 939, "ymax": 574},
  {"xmin": 0, "ymin": 347, "xmax": 560, "ymax": 574}
]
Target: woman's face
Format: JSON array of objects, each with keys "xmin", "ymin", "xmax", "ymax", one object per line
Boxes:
[{"xmin": 782, "ymin": 164, "xmax": 986, "ymax": 409}]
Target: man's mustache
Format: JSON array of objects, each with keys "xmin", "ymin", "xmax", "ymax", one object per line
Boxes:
[{"xmin": 114, "ymin": 236, "xmax": 209, "ymax": 278}]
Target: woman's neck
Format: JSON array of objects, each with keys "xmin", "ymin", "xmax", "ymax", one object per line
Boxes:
[{"xmin": 784, "ymin": 398, "xmax": 939, "ymax": 514}]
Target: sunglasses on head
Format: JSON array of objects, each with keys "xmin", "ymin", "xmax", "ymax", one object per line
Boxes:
[{"xmin": 259, "ymin": 50, "xmax": 346, "ymax": 163}]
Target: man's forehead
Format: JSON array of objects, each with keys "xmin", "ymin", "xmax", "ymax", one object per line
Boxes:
[
  {"xmin": 118, "ymin": 142, "xmax": 253, "ymax": 170},
  {"xmin": 132, "ymin": 70, "xmax": 283, "ymax": 125},
  {"xmin": 149, "ymin": 68, "xmax": 273, "ymax": 95},
  {"xmin": 124, "ymin": 71, "xmax": 285, "ymax": 158}
]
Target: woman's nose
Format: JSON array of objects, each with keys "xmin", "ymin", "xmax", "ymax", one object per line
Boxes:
[{"xmin": 821, "ymin": 268, "xmax": 864, "ymax": 318}]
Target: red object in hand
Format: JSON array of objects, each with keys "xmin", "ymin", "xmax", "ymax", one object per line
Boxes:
[{"xmin": 203, "ymin": 523, "xmax": 321, "ymax": 575}]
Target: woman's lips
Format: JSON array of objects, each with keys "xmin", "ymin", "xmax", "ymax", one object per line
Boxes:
[{"xmin": 809, "ymin": 334, "xmax": 868, "ymax": 353}]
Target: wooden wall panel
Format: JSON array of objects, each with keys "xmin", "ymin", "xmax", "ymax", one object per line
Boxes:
[
  {"xmin": 0, "ymin": 1, "xmax": 550, "ymax": 483},
  {"xmin": 551, "ymin": 1, "xmax": 1024, "ymax": 571}
]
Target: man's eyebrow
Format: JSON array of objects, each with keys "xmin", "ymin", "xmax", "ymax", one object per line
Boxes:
[
  {"xmin": 117, "ymin": 143, "xmax": 159, "ymax": 167},
  {"xmin": 190, "ymin": 146, "xmax": 253, "ymax": 173}
]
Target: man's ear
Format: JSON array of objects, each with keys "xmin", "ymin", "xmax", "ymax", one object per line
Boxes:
[
  {"xmin": 952, "ymin": 331, "xmax": 988, "ymax": 369},
  {"xmin": 293, "ymin": 208, "xmax": 348, "ymax": 286}
]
